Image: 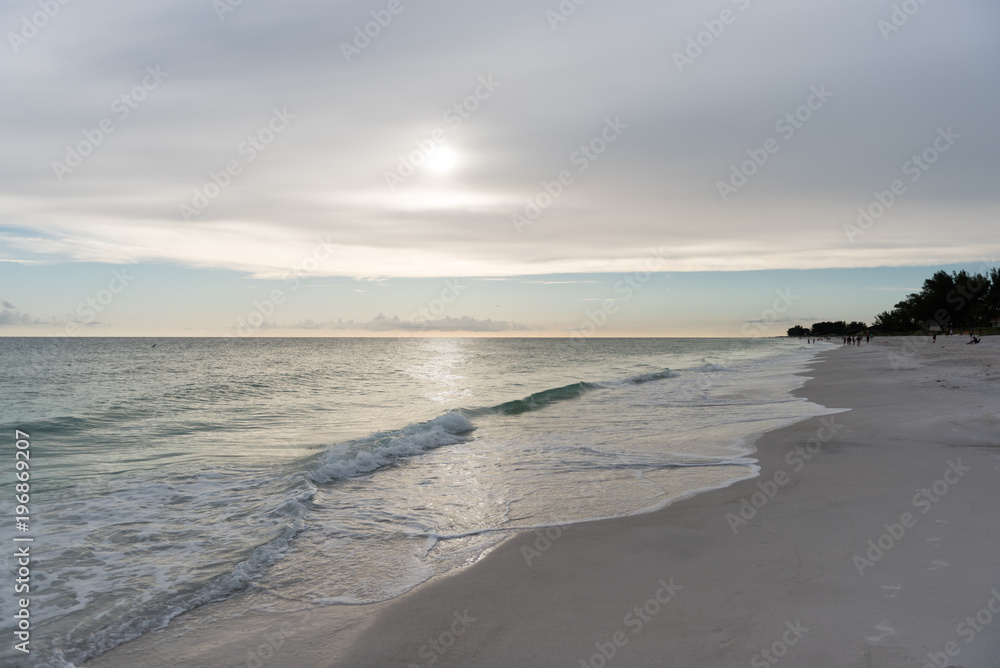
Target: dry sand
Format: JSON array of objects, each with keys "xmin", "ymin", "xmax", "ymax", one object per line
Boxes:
[{"xmin": 88, "ymin": 336, "xmax": 1000, "ymax": 668}]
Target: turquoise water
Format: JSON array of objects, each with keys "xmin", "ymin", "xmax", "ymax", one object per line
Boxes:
[{"xmin": 0, "ymin": 337, "xmax": 836, "ymax": 666}]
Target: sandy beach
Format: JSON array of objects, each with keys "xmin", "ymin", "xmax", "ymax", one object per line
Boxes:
[{"xmin": 88, "ymin": 336, "xmax": 1000, "ymax": 668}]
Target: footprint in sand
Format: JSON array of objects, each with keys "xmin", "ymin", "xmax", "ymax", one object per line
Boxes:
[
  {"xmin": 927, "ymin": 560, "xmax": 949, "ymax": 570},
  {"xmin": 880, "ymin": 584, "xmax": 900, "ymax": 598},
  {"xmin": 866, "ymin": 622, "xmax": 895, "ymax": 642}
]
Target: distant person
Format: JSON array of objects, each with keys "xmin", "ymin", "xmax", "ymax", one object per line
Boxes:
[{"xmin": 968, "ymin": 336, "xmax": 981, "ymax": 345}]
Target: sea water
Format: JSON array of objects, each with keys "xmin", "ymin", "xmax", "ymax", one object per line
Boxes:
[{"xmin": 0, "ymin": 337, "xmax": 838, "ymax": 666}]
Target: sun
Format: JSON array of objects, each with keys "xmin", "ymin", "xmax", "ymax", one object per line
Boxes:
[{"xmin": 425, "ymin": 146, "xmax": 459, "ymax": 174}]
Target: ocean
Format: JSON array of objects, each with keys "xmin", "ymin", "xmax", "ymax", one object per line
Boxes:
[{"xmin": 0, "ymin": 337, "xmax": 838, "ymax": 666}]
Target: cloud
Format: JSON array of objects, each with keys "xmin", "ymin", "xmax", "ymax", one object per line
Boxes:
[
  {"xmin": 0, "ymin": 301, "xmax": 51, "ymax": 326},
  {"xmin": 265, "ymin": 314, "xmax": 530, "ymax": 333},
  {"xmin": 1, "ymin": 0, "xmax": 998, "ymax": 278}
]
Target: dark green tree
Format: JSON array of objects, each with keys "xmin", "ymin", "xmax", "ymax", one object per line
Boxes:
[
  {"xmin": 811, "ymin": 321, "xmax": 848, "ymax": 336},
  {"xmin": 869, "ymin": 269, "xmax": 997, "ymax": 333}
]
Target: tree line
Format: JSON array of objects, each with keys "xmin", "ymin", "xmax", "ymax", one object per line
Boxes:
[
  {"xmin": 787, "ymin": 321, "xmax": 867, "ymax": 337},
  {"xmin": 787, "ymin": 268, "xmax": 1000, "ymax": 337}
]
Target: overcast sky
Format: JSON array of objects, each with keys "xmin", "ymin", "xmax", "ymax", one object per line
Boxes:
[{"xmin": 1, "ymin": 0, "xmax": 997, "ymax": 335}]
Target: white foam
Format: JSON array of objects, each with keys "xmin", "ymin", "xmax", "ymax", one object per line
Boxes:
[
  {"xmin": 309, "ymin": 411, "xmax": 474, "ymax": 484},
  {"xmin": 14, "ymin": 468, "xmax": 312, "ymax": 666}
]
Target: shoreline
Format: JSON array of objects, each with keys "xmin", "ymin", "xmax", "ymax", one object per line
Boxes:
[{"xmin": 87, "ymin": 336, "xmax": 1000, "ymax": 667}]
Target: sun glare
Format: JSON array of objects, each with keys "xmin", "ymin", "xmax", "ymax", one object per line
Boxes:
[{"xmin": 425, "ymin": 146, "xmax": 458, "ymax": 173}]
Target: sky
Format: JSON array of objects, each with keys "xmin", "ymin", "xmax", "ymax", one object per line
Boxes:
[{"xmin": 1, "ymin": 0, "xmax": 998, "ymax": 336}]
